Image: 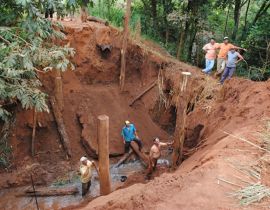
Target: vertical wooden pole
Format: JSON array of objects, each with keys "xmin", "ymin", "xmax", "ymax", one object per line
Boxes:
[
  {"xmin": 54, "ymin": 71, "xmax": 64, "ymax": 112},
  {"xmin": 119, "ymin": 0, "xmax": 132, "ymax": 92},
  {"xmin": 31, "ymin": 109, "xmax": 37, "ymax": 157},
  {"xmin": 97, "ymin": 115, "xmax": 111, "ymax": 195},
  {"xmin": 172, "ymin": 72, "xmax": 191, "ymax": 169}
]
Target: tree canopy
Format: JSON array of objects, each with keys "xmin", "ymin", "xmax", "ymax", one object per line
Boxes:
[
  {"xmin": 0, "ymin": 0, "xmax": 74, "ymax": 121},
  {"xmin": 90, "ymin": 0, "xmax": 269, "ymax": 80}
]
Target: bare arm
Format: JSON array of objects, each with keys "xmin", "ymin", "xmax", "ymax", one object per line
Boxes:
[
  {"xmin": 202, "ymin": 44, "xmax": 208, "ymax": 53},
  {"xmin": 92, "ymin": 161, "xmax": 100, "ymax": 177},
  {"xmin": 236, "ymin": 53, "xmax": 244, "ymax": 64},
  {"xmin": 159, "ymin": 141, "xmax": 174, "ymax": 147},
  {"xmin": 234, "ymin": 45, "xmax": 247, "ymax": 51}
]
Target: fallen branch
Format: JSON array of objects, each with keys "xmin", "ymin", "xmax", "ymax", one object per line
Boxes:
[
  {"xmin": 130, "ymin": 141, "xmax": 148, "ymax": 166},
  {"xmin": 129, "ymin": 81, "xmax": 157, "ymax": 106},
  {"xmin": 115, "ymin": 150, "xmax": 133, "ymax": 168},
  {"xmin": 18, "ymin": 186, "xmax": 79, "ymax": 197},
  {"xmin": 50, "ymin": 97, "xmax": 71, "ymax": 159},
  {"xmin": 87, "ymin": 16, "xmax": 109, "ymax": 26},
  {"xmin": 217, "ymin": 177, "xmax": 243, "ymax": 188},
  {"xmin": 220, "ymin": 130, "xmax": 270, "ymax": 154}
]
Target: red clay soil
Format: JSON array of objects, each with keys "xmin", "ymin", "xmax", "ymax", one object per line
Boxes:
[
  {"xmin": 76, "ymin": 77, "xmax": 270, "ymax": 210},
  {"xmin": 0, "ymin": 20, "xmax": 171, "ymax": 188},
  {"xmin": 1, "ymin": 19, "xmax": 270, "ymax": 210}
]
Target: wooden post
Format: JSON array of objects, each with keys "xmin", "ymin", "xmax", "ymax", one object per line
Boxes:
[
  {"xmin": 97, "ymin": 115, "xmax": 111, "ymax": 195},
  {"xmin": 172, "ymin": 72, "xmax": 191, "ymax": 169},
  {"xmin": 119, "ymin": 0, "xmax": 132, "ymax": 92},
  {"xmin": 31, "ymin": 109, "xmax": 37, "ymax": 157},
  {"xmin": 54, "ymin": 71, "xmax": 64, "ymax": 112}
]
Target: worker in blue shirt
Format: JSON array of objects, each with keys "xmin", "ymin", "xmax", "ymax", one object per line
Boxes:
[{"xmin": 121, "ymin": 121, "xmax": 143, "ymax": 153}]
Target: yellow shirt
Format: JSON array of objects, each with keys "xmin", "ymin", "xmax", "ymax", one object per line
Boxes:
[
  {"xmin": 80, "ymin": 160, "xmax": 93, "ymax": 183},
  {"xmin": 218, "ymin": 43, "xmax": 235, "ymax": 59}
]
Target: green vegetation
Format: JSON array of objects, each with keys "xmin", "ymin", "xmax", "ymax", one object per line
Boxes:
[
  {"xmin": 0, "ymin": 1, "xmax": 75, "ymax": 121},
  {"xmin": 88, "ymin": 0, "xmax": 269, "ymax": 80}
]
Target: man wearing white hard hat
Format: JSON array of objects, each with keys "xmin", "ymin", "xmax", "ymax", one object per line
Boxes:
[
  {"xmin": 79, "ymin": 156, "xmax": 99, "ymax": 196},
  {"xmin": 121, "ymin": 120, "xmax": 142, "ymax": 153}
]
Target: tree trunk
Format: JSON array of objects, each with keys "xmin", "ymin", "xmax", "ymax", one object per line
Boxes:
[
  {"xmin": 50, "ymin": 97, "xmax": 71, "ymax": 159},
  {"xmin": 119, "ymin": 0, "xmax": 132, "ymax": 92},
  {"xmin": 187, "ymin": 24, "xmax": 197, "ymax": 63},
  {"xmin": 177, "ymin": 20, "xmax": 189, "ymax": 60},
  {"xmin": 241, "ymin": 0, "xmax": 251, "ymax": 40},
  {"xmin": 19, "ymin": 186, "xmax": 79, "ymax": 197},
  {"xmin": 172, "ymin": 73, "xmax": 190, "ymax": 169},
  {"xmin": 223, "ymin": 4, "xmax": 230, "ymax": 36},
  {"xmin": 54, "ymin": 71, "xmax": 63, "ymax": 112},
  {"xmin": 252, "ymin": 0, "xmax": 270, "ymax": 27},
  {"xmin": 31, "ymin": 109, "xmax": 37, "ymax": 157},
  {"xmin": 151, "ymin": 0, "xmax": 158, "ymax": 30},
  {"xmin": 162, "ymin": 0, "xmax": 169, "ymax": 46},
  {"xmin": 232, "ymin": 0, "xmax": 241, "ymax": 40},
  {"xmin": 130, "ymin": 141, "xmax": 148, "ymax": 166}
]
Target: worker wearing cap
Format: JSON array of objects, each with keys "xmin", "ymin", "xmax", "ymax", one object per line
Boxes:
[
  {"xmin": 79, "ymin": 156, "xmax": 99, "ymax": 196},
  {"xmin": 220, "ymin": 47, "xmax": 244, "ymax": 84},
  {"xmin": 121, "ymin": 121, "xmax": 142, "ymax": 153},
  {"xmin": 146, "ymin": 137, "xmax": 173, "ymax": 179},
  {"xmin": 216, "ymin": 37, "xmax": 246, "ymax": 77}
]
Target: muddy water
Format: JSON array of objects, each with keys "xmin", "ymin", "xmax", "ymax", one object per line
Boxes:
[{"xmin": 0, "ymin": 160, "xmax": 168, "ymax": 210}]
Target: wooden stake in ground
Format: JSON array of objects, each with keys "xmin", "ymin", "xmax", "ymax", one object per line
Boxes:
[
  {"xmin": 54, "ymin": 71, "xmax": 64, "ymax": 112},
  {"xmin": 31, "ymin": 109, "xmax": 37, "ymax": 157},
  {"xmin": 97, "ymin": 115, "xmax": 111, "ymax": 195},
  {"xmin": 119, "ymin": 0, "xmax": 132, "ymax": 92},
  {"xmin": 172, "ymin": 72, "xmax": 191, "ymax": 169}
]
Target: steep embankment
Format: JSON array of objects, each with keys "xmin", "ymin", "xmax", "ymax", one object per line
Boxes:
[
  {"xmin": 2, "ymin": 19, "xmax": 270, "ymax": 210},
  {"xmin": 0, "ymin": 20, "xmax": 173, "ymax": 188},
  {"xmin": 76, "ymin": 71, "xmax": 270, "ymax": 209}
]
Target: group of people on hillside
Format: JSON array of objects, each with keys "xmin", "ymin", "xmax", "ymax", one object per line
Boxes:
[
  {"xmin": 78, "ymin": 120, "xmax": 172, "ymax": 196},
  {"xmin": 202, "ymin": 37, "xmax": 246, "ymax": 84},
  {"xmin": 44, "ymin": 0, "xmax": 90, "ymax": 21}
]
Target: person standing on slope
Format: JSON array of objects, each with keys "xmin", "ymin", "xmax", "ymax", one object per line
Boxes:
[
  {"xmin": 121, "ymin": 121, "xmax": 143, "ymax": 153},
  {"xmin": 216, "ymin": 37, "xmax": 246, "ymax": 77},
  {"xmin": 220, "ymin": 47, "xmax": 244, "ymax": 84},
  {"xmin": 202, "ymin": 38, "xmax": 219, "ymax": 74},
  {"xmin": 146, "ymin": 137, "xmax": 173, "ymax": 179}
]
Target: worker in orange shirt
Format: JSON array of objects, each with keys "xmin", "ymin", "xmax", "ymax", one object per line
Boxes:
[{"xmin": 215, "ymin": 37, "xmax": 246, "ymax": 77}]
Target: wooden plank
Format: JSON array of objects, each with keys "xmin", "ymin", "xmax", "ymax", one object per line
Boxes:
[
  {"xmin": 18, "ymin": 186, "xmax": 79, "ymax": 197},
  {"xmin": 130, "ymin": 141, "xmax": 148, "ymax": 166},
  {"xmin": 129, "ymin": 81, "xmax": 157, "ymax": 106},
  {"xmin": 115, "ymin": 150, "xmax": 134, "ymax": 168}
]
